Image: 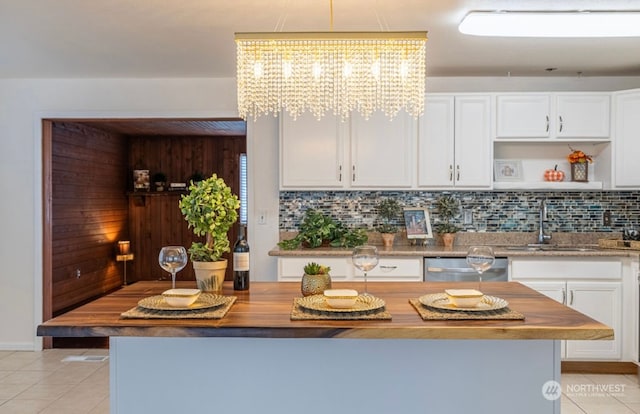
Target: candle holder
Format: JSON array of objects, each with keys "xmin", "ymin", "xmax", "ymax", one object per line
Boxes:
[{"xmin": 116, "ymin": 241, "xmax": 134, "ymax": 285}]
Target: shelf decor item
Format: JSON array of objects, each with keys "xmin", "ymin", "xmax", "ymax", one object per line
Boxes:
[
  {"xmin": 567, "ymin": 147, "xmax": 592, "ymax": 182},
  {"xmin": 376, "ymin": 198, "xmax": 402, "ymax": 247},
  {"xmin": 301, "ymin": 262, "xmax": 332, "ymax": 297},
  {"xmin": 179, "ymin": 174, "xmax": 240, "ymax": 291}
]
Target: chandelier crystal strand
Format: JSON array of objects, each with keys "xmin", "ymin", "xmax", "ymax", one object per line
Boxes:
[{"xmin": 235, "ymin": 32, "xmax": 427, "ymax": 121}]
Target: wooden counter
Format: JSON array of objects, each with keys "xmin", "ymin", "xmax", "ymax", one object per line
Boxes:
[
  {"xmin": 42, "ymin": 281, "xmax": 611, "ymax": 414},
  {"xmin": 37, "ymin": 281, "xmax": 612, "ymax": 341}
]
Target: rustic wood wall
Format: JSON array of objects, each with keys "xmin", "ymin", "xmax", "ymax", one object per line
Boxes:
[
  {"xmin": 51, "ymin": 122, "xmax": 128, "ymax": 314},
  {"xmin": 128, "ymin": 135, "xmax": 246, "ymax": 282}
]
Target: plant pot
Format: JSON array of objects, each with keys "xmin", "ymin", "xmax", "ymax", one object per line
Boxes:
[
  {"xmin": 193, "ymin": 259, "xmax": 227, "ymax": 292},
  {"xmin": 301, "ymin": 273, "xmax": 332, "ymax": 297},
  {"xmin": 380, "ymin": 233, "xmax": 395, "ymax": 247},
  {"xmin": 441, "ymin": 233, "xmax": 456, "ymax": 248}
]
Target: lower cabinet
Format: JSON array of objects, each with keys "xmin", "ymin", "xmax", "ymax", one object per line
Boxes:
[
  {"xmin": 511, "ymin": 257, "xmax": 623, "ymax": 360},
  {"xmin": 277, "ymin": 257, "xmax": 423, "ymax": 282}
]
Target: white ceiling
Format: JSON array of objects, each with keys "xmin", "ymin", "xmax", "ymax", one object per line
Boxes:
[{"xmin": 2, "ymin": 0, "xmax": 640, "ymax": 79}]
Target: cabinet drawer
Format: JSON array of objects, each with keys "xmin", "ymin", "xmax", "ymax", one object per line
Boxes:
[
  {"xmin": 511, "ymin": 258, "xmax": 622, "ymax": 280},
  {"xmin": 353, "ymin": 258, "xmax": 422, "ymax": 281},
  {"xmin": 277, "ymin": 258, "xmax": 349, "ymax": 281}
]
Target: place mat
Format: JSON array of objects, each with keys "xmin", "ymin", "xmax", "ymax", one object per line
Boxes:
[
  {"xmin": 409, "ymin": 298, "xmax": 525, "ymax": 321},
  {"xmin": 291, "ymin": 298, "xmax": 392, "ymax": 321},
  {"xmin": 121, "ymin": 296, "xmax": 237, "ymax": 319}
]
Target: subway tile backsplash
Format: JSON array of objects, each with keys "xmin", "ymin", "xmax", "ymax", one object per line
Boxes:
[{"xmin": 279, "ymin": 191, "xmax": 640, "ymax": 233}]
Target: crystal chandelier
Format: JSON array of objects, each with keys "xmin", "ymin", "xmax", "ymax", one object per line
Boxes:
[{"xmin": 235, "ymin": 31, "xmax": 427, "ymax": 120}]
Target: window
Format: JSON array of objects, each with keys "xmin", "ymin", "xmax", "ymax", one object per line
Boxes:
[{"xmin": 239, "ymin": 153, "xmax": 247, "ymax": 225}]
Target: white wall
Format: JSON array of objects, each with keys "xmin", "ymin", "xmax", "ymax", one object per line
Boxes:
[{"xmin": 1, "ymin": 75, "xmax": 640, "ymax": 351}]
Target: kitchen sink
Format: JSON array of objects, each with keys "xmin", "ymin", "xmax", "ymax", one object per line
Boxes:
[{"xmin": 504, "ymin": 244, "xmax": 597, "ymax": 252}]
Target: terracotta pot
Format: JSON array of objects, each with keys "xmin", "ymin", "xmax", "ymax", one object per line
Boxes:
[
  {"xmin": 441, "ymin": 233, "xmax": 456, "ymax": 248},
  {"xmin": 381, "ymin": 233, "xmax": 395, "ymax": 247},
  {"xmin": 193, "ymin": 259, "xmax": 227, "ymax": 292}
]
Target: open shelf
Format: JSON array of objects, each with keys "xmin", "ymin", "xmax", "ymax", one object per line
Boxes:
[{"xmin": 493, "ymin": 181, "xmax": 603, "ymax": 191}]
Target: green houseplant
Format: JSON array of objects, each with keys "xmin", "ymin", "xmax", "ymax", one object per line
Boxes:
[
  {"xmin": 301, "ymin": 262, "xmax": 332, "ymax": 296},
  {"xmin": 376, "ymin": 198, "xmax": 402, "ymax": 247},
  {"xmin": 435, "ymin": 195, "xmax": 461, "ymax": 248},
  {"xmin": 278, "ymin": 209, "xmax": 368, "ymax": 250},
  {"xmin": 179, "ymin": 174, "xmax": 240, "ymax": 291}
]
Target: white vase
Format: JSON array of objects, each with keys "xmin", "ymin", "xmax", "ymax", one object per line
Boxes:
[{"xmin": 193, "ymin": 259, "xmax": 228, "ymax": 292}]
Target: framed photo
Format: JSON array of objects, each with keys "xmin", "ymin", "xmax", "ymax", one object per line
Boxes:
[
  {"xmin": 494, "ymin": 159, "xmax": 523, "ymax": 181},
  {"xmin": 403, "ymin": 208, "xmax": 433, "ymax": 239}
]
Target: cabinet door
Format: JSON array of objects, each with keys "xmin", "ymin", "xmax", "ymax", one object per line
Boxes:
[
  {"xmin": 556, "ymin": 94, "xmax": 610, "ymax": 138},
  {"xmin": 519, "ymin": 281, "xmax": 566, "ymax": 304},
  {"xmin": 496, "ymin": 94, "xmax": 551, "ymax": 138},
  {"xmin": 277, "ymin": 257, "xmax": 350, "ymax": 281},
  {"xmin": 565, "ymin": 282, "xmax": 622, "ymax": 360},
  {"xmin": 614, "ymin": 89, "xmax": 640, "ymax": 188},
  {"xmin": 280, "ymin": 113, "xmax": 345, "ymax": 188},
  {"xmin": 454, "ymin": 95, "xmax": 492, "ymax": 188},
  {"xmin": 350, "ymin": 111, "xmax": 414, "ymax": 188},
  {"xmin": 353, "ymin": 257, "xmax": 423, "ymax": 282},
  {"xmin": 417, "ymin": 96, "xmax": 455, "ymax": 187}
]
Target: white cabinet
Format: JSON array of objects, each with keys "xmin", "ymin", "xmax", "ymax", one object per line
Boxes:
[
  {"xmin": 418, "ymin": 94, "xmax": 492, "ymax": 189},
  {"xmin": 613, "ymin": 88, "xmax": 640, "ymax": 188},
  {"xmin": 350, "ymin": 112, "xmax": 414, "ymax": 188},
  {"xmin": 496, "ymin": 94, "xmax": 551, "ymax": 138},
  {"xmin": 511, "ymin": 257, "xmax": 622, "ymax": 360},
  {"xmin": 280, "ymin": 112, "xmax": 346, "ymax": 189},
  {"xmin": 280, "ymin": 111, "xmax": 415, "ymax": 189},
  {"xmin": 277, "ymin": 257, "xmax": 423, "ymax": 282},
  {"xmin": 496, "ymin": 93, "xmax": 610, "ymax": 140}
]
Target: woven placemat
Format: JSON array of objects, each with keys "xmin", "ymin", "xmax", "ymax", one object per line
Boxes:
[
  {"xmin": 121, "ymin": 296, "xmax": 237, "ymax": 319},
  {"xmin": 409, "ymin": 299, "xmax": 524, "ymax": 321},
  {"xmin": 290, "ymin": 298, "xmax": 392, "ymax": 321}
]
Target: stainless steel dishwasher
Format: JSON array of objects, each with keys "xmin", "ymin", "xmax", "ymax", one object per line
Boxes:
[{"xmin": 424, "ymin": 257, "xmax": 509, "ymax": 282}]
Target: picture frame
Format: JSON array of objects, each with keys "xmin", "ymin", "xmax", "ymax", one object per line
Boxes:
[
  {"xmin": 494, "ymin": 159, "xmax": 523, "ymax": 181},
  {"xmin": 403, "ymin": 208, "xmax": 433, "ymax": 239}
]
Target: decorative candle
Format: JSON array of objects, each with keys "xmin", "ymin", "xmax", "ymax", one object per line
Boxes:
[{"xmin": 118, "ymin": 241, "xmax": 130, "ymax": 255}]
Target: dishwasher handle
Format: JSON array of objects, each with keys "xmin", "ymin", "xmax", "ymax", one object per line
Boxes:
[{"xmin": 427, "ymin": 266, "xmax": 479, "ymax": 273}]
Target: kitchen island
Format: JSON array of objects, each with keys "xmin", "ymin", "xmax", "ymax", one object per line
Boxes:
[{"xmin": 38, "ymin": 281, "xmax": 612, "ymax": 414}]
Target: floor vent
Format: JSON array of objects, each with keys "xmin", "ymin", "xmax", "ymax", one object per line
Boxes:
[{"xmin": 62, "ymin": 355, "xmax": 109, "ymax": 362}]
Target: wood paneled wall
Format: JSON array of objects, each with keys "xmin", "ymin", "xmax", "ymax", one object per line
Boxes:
[
  {"xmin": 128, "ymin": 135, "xmax": 246, "ymax": 282},
  {"xmin": 51, "ymin": 122, "xmax": 128, "ymax": 314}
]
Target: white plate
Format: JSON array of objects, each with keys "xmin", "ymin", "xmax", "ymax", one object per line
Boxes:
[{"xmin": 419, "ymin": 293, "xmax": 509, "ymax": 312}]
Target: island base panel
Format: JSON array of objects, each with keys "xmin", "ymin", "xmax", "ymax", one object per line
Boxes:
[{"xmin": 110, "ymin": 337, "xmax": 561, "ymax": 414}]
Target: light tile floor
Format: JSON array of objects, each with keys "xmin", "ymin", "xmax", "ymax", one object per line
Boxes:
[{"xmin": 0, "ymin": 348, "xmax": 639, "ymax": 413}]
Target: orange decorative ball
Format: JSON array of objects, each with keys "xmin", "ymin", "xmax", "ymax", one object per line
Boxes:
[{"xmin": 544, "ymin": 168, "xmax": 565, "ymax": 182}]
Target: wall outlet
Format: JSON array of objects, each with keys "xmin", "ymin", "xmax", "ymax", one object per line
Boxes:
[
  {"xmin": 463, "ymin": 210, "xmax": 473, "ymax": 225},
  {"xmin": 258, "ymin": 210, "xmax": 267, "ymax": 225},
  {"xmin": 603, "ymin": 211, "xmax": 611, "ymax": 227}
]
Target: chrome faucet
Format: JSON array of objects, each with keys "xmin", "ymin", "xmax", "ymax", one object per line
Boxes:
[{"xmin": 537, "ymin": 199, "xmax": 552, "ymax": 244}]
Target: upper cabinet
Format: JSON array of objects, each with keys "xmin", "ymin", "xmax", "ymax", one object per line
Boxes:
[
  {"xmin": 280, "ymin": 111, "xmax": 416, "ymax": 190},
  {"xmin": 613, "ymin": 88, "xmax": 640, "ymax": 189},
  {"xmin": 418, "ymin": 94, "xmax": 492, "ymax": 189},
  {"xmin": 496, "ymin": 93, "xmax": 610, "ymax": 140},
  {"xmin": 280, "ymin": 112, "xmax": 347, "ymax": 189}
]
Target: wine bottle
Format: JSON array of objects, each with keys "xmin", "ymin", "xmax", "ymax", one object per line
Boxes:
[{"xmin": 233, "ymin": 225, "xmax": 250, "ymax": 290}]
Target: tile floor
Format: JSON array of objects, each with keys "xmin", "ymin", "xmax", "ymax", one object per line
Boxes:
[{"xmin": 0, "ymin": 348, "xmax": 639, "ymax": 413}]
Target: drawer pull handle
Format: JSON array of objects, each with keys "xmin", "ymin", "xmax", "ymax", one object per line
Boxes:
[{"xmin": 379, "ymin": 265, "xmax": 397, "ymax": 273}]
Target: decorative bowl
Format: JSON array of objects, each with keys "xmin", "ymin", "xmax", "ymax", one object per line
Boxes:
[
  {"xmin": 323, "ymin": 289, "xmax": 359, "ymax": 309},
  {"xmin": 162, "ymin": 288, "xmax": 202, "ymax": 307},
  {"xmin": 445, "ymin": 289, "xmax": 484, "ymax": 308}
]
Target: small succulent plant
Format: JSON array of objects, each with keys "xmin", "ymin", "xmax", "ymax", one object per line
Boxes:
[{"xmin": 303, "ymin": 262, "xmax": 331, "ymax": 275}]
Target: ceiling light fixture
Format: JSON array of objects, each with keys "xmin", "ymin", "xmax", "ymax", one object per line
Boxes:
[
  {"xmin": 235, "ymin": 2, "xmax": 427, "ymax": 121},
  {"xmin": 459, "ymin": 10, "xmax": 640, "ymax": 38}
]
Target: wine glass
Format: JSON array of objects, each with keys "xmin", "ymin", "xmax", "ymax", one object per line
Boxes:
[
  {"xmin": 158, "ymin": 246, "xmax": 188, "ymax": 289},
  {"xmin": 466, "ymin": 246, "xmax": 495, "ymax": 290},
  {"xmin": 352, "ymin": 245, "xmax": 379, "ymax": 296}
]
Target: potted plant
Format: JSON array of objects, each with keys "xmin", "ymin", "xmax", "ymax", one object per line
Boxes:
[
  {"xmin": 178, "ymin": 174, "xmax": 240, "ymax": 291},
  {"xmin": 301, "ymin": 262, "xmax": 332, "ymax": 296},
  {"xmin": 152, "ymin": 172, "xmax": 167, "ymax": 192},
  {"xmin": 277, "ymin": 209, "xmax": 368, "ymax": 250},
  {"xmin": 435, "ymin": 195, "xmax": 461, "ymax": 248},
  {"xmin": 376, "ymin": 198, "xmax": 402, "ymax": 247}
]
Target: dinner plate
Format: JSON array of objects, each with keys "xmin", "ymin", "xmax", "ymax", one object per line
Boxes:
[
  {"xmin": 297, "ymin": 294, "xmax": 385, "ymax": 314},
  {"xmin": 418, "ymin": 293, "xmax": 509, "ymax": 312},
  {"xmin": 138, "ymin": 293, "xmax": 227, "ymax": 311}
]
